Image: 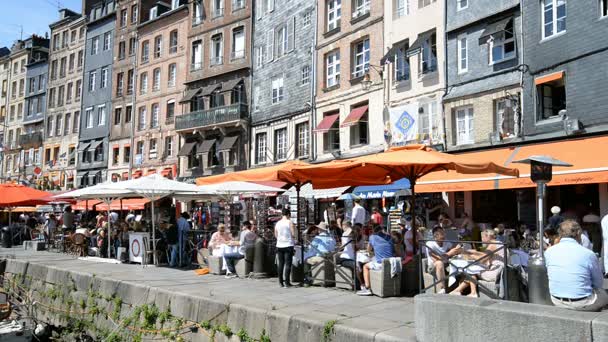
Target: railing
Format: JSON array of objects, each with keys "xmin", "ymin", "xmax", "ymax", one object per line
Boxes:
[
  {"xmin": 210, "ymin": 56, "xmax": 223, "ymax": 66},
  {"xmin": 175, "ymin": 103, "xmax": 247, "ymax": 131},
  {"xmin": 19, "ymin": 132, "xmax": 43, "ymax": 147},
  {"xmin": 191, "ymin": 62, "xmax": 203, "ymax": 71}
]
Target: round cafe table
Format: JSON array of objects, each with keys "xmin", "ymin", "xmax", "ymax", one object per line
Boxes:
[{"xmin": 448, "ymin": 258, "xmax": 487, "ymax": 287}]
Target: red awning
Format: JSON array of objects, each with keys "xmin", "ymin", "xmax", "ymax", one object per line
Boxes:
[
  {"xmin": 95, "ymin": 198, "xmax": 151, "ymax": 211},
  {"xmin": 340, "ymin": 105, "xmax": 368, "ymax": 127},
  {"xmin": 73, "ymin": 200, "xmax": 102, "ymax": 211},
  {"xmin": 122, "ymin": 172, "xmax": 129, "ymax": 180},
  {"xmin": 161, "ymin": 168, "xmax": 172, "ymax": 177},
  {"xmin": 147, "ymin": 169, "xmax": 157, "ymax": 175},
  {"xmin": 133, "ymin": 170, "xmax": 143, "ymax": 179},
  {"xmin": 313, "ymin": 114, "xmax": 340, "ymax": 133}
]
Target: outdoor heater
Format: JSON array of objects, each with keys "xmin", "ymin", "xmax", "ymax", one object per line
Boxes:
[{"xmin": 514, "ymin": 155, "xmax": 572, "ymax": 305}]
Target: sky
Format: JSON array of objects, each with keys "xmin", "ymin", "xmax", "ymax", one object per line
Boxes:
[{"xmin": 0, "ymin": 0, "xmax": 83, "ymax": 48}]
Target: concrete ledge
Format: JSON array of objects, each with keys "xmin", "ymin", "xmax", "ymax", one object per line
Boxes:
[
  {"xmin": 23, "ymin": 241, "xmax": 46, "ymax": 251},
  {"xmin": 415, "ymin": 294, "xmax": 606, "ymax": 342}
]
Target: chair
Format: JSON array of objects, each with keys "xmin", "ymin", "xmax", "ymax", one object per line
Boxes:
[
  {"xmin": 208, "ymin": 255, "xmax": 225, "ymax": 275},
  {"xmin": 71, "ymin": 233, "xmax": 88, "ymax": 257},
  {"xmin": 307, "ymin": 256, "xmax": 335, "ymax": 287},
  {"xmin": 334, "ymin": 254, "xmax": 355, "ymax": 291},
  {"xmin": 369, "ymin": 259, "xmax": 401, "ymax": 298}
]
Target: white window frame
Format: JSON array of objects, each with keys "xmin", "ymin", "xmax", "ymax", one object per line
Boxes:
[
  {"xmin": 542, "ymin": 0, "xmax": 566, "ymax": 40},
  {"xmin": 303, "ymin": 11, "xmax": 312, "ymax": 26},
  {"xmin": 232, "ymin": 27, "xmax": 245, "ymax": 59},
  {"xmin": 274, "ymin": 127, "xmax": 288, "ymax": 161},
  {"xmin": 172, "ymin": 0, "xmax": 180, "ymax": 10},
  {"xmin": 104, "ymin": 32, "xmax": 111, "ymax": 51},
  {"xmin": 352, "ymin": 38, "xmax": 370, "ymax": 79},
  {"xmin": 296, "ymin": 122, "xmax": 309, "ymax": 158},
  {"xmin": 395, "ymin": 0, "xmax": 409, "ymax": 17},
  {"xmin": 352, "ymin": 0, "xmax": 370, "ymax": 18},
  {"xmin": 165, "ymin": 136, "xmax": 173, "ymax": 157},
  {"xmin": 255, "ymin": 132, "xmax": 267, "ymax": 164},
  {"xmin": 276, "ymin": 25, "xmax": 288, "ymax": 57},
  {"xmin": 140, "ymin": 72, "xmax": 148, "ymax": 94},
  {"xmin": 97, "ymin": 105, "xmax": 106, "ymax": 126},
  {"xmin": 154, "ymin": 36, "xmax": 162, "ymax": 58},
  {"xmin": 191, "ymin": 41, "xmax": 203, "ymax": 70},
  {"xmin": 327, "ymin": 0, "xmax": 342, "ymax": 31},
  {"xmin": 489, "ymin": 23, "xmax": 516, "ymax": 65},
  {"xmin": 211, "ymin": 34, "xmax": 223, "ymax": 65},
  {"xmin": 153, "ymin": 68, "xmax": 161, "ymax": 91},
  {"xmin": 271, "ymin": 76, "xmax": 284, "ymax": 104},
  {"xmin": 420, "ymin": 33, "xmax": 438, "ymax": 74},
  {"xmin": 138, "ymin": 107, "xmax": 147, "ymax": 130},
  {"xmin": 85, "ymin": 107, "xmax": 94, "ymax": 128},
  {"xmin": 394, "ymin": 44, "xmax": 410, "ymax": 82},
  {"xmin": 88, "ymin": 71, "xmax": 96, "ymax": 92},
  {"xmin": 101, "ymin": 67, "xmax": 108, "ymax": 88},
  {"xmin": 168, "ymin": 64, "xmax": 176, "ymax": 87},
  {"xmin": 455, "ymin": 106, "xmax": 474, "ymax": 145},
  {"xmin": 151, "ymin": 103, "xmax": 159, "ymax": 128},
  {"xmin": 457, "ymin": 35, "xmax": 468, "ymax": 73},
  {"xmin": 326, "ymin": 50, "xmax": 340, "ymax": 87},
  {"xmin": 457, "ymin": 0, "xmax": 468, "ymax": 11},
  {"xmin": 602, "ymin": 0, "xmax": 608, "ymax": 17},
  {"xmin": 301, "ymin": 65, "xmax": 310, "ymax": 85},
  {"xmin": 91, "ymin": 37, "xmax": 99, "ymax": 55},
  {"xmin": 418, "ymin": 101, "xmax": 436, "ymax": 140}
]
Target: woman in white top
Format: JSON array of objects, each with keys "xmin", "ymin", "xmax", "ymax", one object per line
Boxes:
[
  {"xmin": 207, "ymin": 224, "xmax": 232, "ymax": 256},
  {"xmin": 337, "ymin": 222, "xmax": 363, "ymax": 290},
  {"xmin": 275, "ymin": 208, "xmax": 296, "ymax": 288}
]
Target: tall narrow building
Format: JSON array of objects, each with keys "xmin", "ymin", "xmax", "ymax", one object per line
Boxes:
[
  {"xmin": 0, "ymin": 47, "xmax": 10, "ymax": 179},
  {"xmin": 177, "ymin": 0, "xmax": 252, "ymax": 183},
  {"xmin": 249, "ymin": 0, "xmax": 315, "ymax": 167},
  {"xmin": 78, "ymin": 0, "xmax": 116, "ymax": 187},
  {"xmin": 45, "ymin": 9, "xmax": 86, "ymax": 190}
]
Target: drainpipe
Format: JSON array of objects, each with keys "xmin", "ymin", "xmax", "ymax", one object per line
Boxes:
[
  {"xmin": 128, "ymin": 31, "xmax": 138, "ymax": 179},
  {"xmin": 310, "ymin": 0, "xmax": 319, "ymax": 162},
  {"xmin": 518, "ymin": 3, "xmax": 525, "ymax": 139},
  {"xmin": 441, "ymin": 0, "xmax": 449, "ymax": 150},
  {"xmin": 248, "ymin": 13, "xmax": 254, "ymax": 169}
]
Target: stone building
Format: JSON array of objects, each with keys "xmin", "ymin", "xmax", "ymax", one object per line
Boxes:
[
  {"xmin": 129, "ymin": 0, "xmax": 188, "ymax": 180},
  {"xmin": 177, "ymin": 0, "xmax": 252, "ymax": 183},
  {"xmin": 77, "ymin": 0, "xmax": 116, "ymax": 187},
  {"xmin": 45, "ymin": 9, "xmax": 86, "ymax": 190},
  {"xmin": 314, "ymin": 0, "xmax": 385, "ymax": 162},
  {"xmin": 249, "ymin": 0, "xmax": 315, "ymax": 167},
  {"xmin": 0, "ymin": 48, "xmax": 10, "ymax": 179}
]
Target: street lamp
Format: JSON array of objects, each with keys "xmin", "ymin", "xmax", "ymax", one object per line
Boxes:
[{"xmin": 514, "ymin": 155, "xmax": 572, "ymax": 305}]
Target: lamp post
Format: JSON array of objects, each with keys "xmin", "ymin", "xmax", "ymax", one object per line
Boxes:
[{"xmin": 514, "ymin": 155, "xmax": 572, "ymax": 305}]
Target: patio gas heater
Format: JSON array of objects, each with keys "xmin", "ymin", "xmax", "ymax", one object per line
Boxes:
[{"xmin": 514, "ymin": 155, "xmax": 571, "ymax": 305}]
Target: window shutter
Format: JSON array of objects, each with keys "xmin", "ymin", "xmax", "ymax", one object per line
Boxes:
[
  {"xmin": 266, "ymin": 30, "xmax": 274, "ymax": 62},
  {"xmin": 287, "ymin": 16, "xmax": 296, "ymax": 52},
  {"xmin": 255, "ymin": 0, "xmax": 262, "ymax": 20},
  {"xmin": 268, "ymin": 0, "xmax": 274, "ymax": 12}
]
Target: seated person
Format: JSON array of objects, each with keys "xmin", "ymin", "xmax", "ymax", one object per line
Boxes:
[
  {"xmin": 304, "ymin": 222, "xmax": 337, "ymax": 264},
  {"xmin": 208, "ymin": 224, "xmax": 231, "ymax": 257},
  {"xmin": 425, "ymin": 227, "xmax": 462, "ymax": 294},
  {"xmin": 223, "ymin": 222, "xmax": 257, "ymax": 278},
  {"xmin": 543, "ymin": 227, "xmax": 559, "ymax": 249},
  {"xmin": 450, "ymin": 229, "xmax": 505, "ymax": 297},
  {"xmin": 97, "ymin": 229, "xmax": 109, "ymax": 258},
  {"xmin": 546, "ymin": 220, "xmax": 608, "ymax": 311},
  {"xmin": 357, "ymin": 226, "xmax": 394, "ymax": 296},
  {"xmin": 329, "ymin": 221, "xmax": 343, "ymax": 243},
  {"xmin": 336, "ymin": 222, "xmax": 363, "ymax": 290},
  {"xmin": 391, "ymin": 230, "xmax": 405, "ymax": 259}
]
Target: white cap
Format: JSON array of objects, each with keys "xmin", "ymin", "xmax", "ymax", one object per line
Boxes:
[{"xmin": 551, "ymin": 206, "xmax": 561, "ymax": 215}]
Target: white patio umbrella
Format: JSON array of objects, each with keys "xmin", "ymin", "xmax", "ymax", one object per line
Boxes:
[
  {"xmin": 105, "ymin": 174, "xmax": 200, "ymax": 265},
  {"xmin": 197, "ymin": 181, "xmax": 286, "ymax": 195},
  {"xmin": 55, "ymin": 182, "xmax": 137, "ymax": 258}
]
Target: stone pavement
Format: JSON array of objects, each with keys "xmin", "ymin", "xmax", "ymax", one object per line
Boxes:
[{"xmin": 0, "ymin": 247, "xmax": 416, "ymax": 342}]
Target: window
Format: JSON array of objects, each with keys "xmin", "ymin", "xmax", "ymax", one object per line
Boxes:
[
  {"xmin": 172, "ymin": 0, "xmax": 181, "ymax": 10},
  {"xmin": 153, "ymin": 68, "xmax": 161, "ymax": 91},
  {"xmin": 60, "ymin": 57, "xmax": 67, "ymax": 77},
  {"xmin": 67, "ymin": 82, "xmax": 73, "ymax": 103},
  {"xmin": 104, "ymin": 32, "xmax": 111, "ymax": 51},
  {"xmin": 276, "ymin": 25, "xmax": 288, "ymax": 57},
  {"xmin": 418, "ymin": 101, "xmax": 436, "ymax": 140},
  {"xmin": 120, "ymin": 9, "xmax": 127, "ymax": 27},
  {"xmin": 193, "ymin": 0, "xmax": 203, "ymax": 25},
  {"xmin": 39, "ymin": 75, "xmax": 45, "ymax": 91},
  {"xmin": 138, "ymin": 106, "xmax": 147, "ymax": 130},
  {"xmin": 149, "ymin": 139, "xmax": 158, "ymax": 159},
  {"xmin": 114, "ymin": 107, "xmax": 122, "ymax": 125},
  {"xmin": 101, "ymin": 67, "xmax": 109, "ymax": 88},
  {"xmin": 322, "ymin": 111, "xmax": 340, "ymax": 152},
  {"xmin": 123, "ymin": 145, "xmax": 131, "ymax": 163},
  {"xmin": 350, "ymin": 106, "xmax": 368, "ymax": 146},
  {"xmin": 353, "ymin": 0, "xmax": 370, "ymax": 18},
  {"xmin": 232, "ymin": 27, "xmax": 245, "ymax": 59},
  {"xmin": 211, "ymin": 34, "xmax": 223, "ymax": 65},
  {"xmin": 116, "ymin": 72, "xmax": 124, "ymax": 96},
  {"xmin": 352, "ymin": 38, "xmax": 370, "ymax": 78},
  {"xmin": 140, "ymin": 72, "xmax": 148, "ymax": 94},
  {"xmin": 76, "ymin": 80, "xmax": 82, "ymax": 100},
  {"xmin": 94, "ymin": 143, "xmax": 104, "ymax": 162},
  {"xmin": 457, "ymin": 0, "xmax": 468, "ymax": 10},
  {"xmin": 271, "ymin": 76, "xmax": 284, "ymax": 104},
  {"xmin": 166, "ymin": 100, "xmax": 175, "ymax": 121},
  {"xmin": 421, "ymin": 32, "xmax": 437, "ymax": 74},
  {"xmin": 301, "ymin": 65, "xmax": 311, "ymax": 85},
  {"xmin": 489, "ymin": 20, "xmax": 516, "ymax": 64},
  {"xmin": 296, "ymin": 122, "xmax": 309, "ymax": 158},
  {"xmin": 150, "ymin": 6, "xmax": 158, "ymax": 19},
  {"xmin": 191, "ymin": 40, "xmax": 203, "ymax": 70},
  {"xmin": 88, "ymin": 71, "xmax": 96, "ymax": 92},
  {"xmin": 602, "ymin": 0, "xmax": 608, "ymax": 17},
  {"xmin": 127, "ymin": 69, "xmax": 134, "ymax": 94},
  {"xmin": 47, "ymin": 116, "xmax": 54, "ymax": 137},
  {"xmin": 131, "ymin": 4, "xmax": 138, "ymax": 23},
  {"xmin": 233, "ymin": 0, "xmax": 245, "ymax": 10},
  {"xmin": 455, "ymin": 106, "xmax": 474, "ymax": 145},
  {"xmin": 213, "ymin": 0, "xmax": 224, "ymax": 17},
  {"xmin": 19, "ymin": 79, "xmax": 24, "ymax": 96},
  {"xmin": 69, "ymin": 53, "xmax": 75, "ymax": 71},
  {"xmin": 265, "ymin": 30, "xmax": 274, "ymax": 62},
  {"xmin": 542, "ymin": 0, "xmax": 566, "ymax": 39},
  {"xmin": 169, "ymin": 30, "xmax": 178, "ymax": 54},
  {"xmin": 78, "ymin": 50, "xmax": 84, "ymax": 68},
  {"xmin": 97, "ymin": 105, "xmax": 106, "ymax": 126},
  {"xmin": 154, "ymin": 35, "xmax": 162, "ymax": 58},
  {"xmin": 125, "ymin": 106, "xmax": 132, "ymax": 123},
  {"xmin": 118, "ymin": 41, "xmax": 126, "ymax": 59},
  {"xmin": 274, "ymin": 128, "xmax": 287, "ymax": 161},
  {"xmin": 113, "ymin": 147, "xmax": 120, "ymax": 165},
  {"xmin": 537, "ymin": 76, "xmax": 566, "ymax": 120},
  {"xmin": 394, "ymin": 43, "xmax": 410, "ymax": 82},
  {"xmin": 418, "ymin": 0, "xmax": 436, "ymax": 8},
  {"xmin": 129, "ymin": 37, "xmax": 137, "ymax": 56},
  {"xmin": 327, "ymin": 0, "xmax": 341, "ymax": 31},
  {"xmin": 85, "ymin": 108, "xmax": 94, "ymax": 128},
  {"xmin": 168, "ymin": 64, "xmax": 177, "ymax": 87},
  {"xmin": 303, "ymin": 11, "xmax": 312, "ymax": 26},
  {"xmin": 64, "ymin": 113, "xmax": 71, "ymax": 135},
  {"xmin": 395, "ymin": 0, "xmax": 409, "ymax": 17},
  {"xmin": 55, "ymin": 115, "xmax": 63, "ymax": 137},
  {"xmin": 326, "ymin": 51, "xmax": 340, "ymax": 87},
  {"xmin": 91, "ymin": 36, "xmax": 99, "ymax": 55},
  {"xmin": 53, "ymin": 33, "xmax": 60, "ymax": 51},
  {"xmin": 164, "ymin": 136, "xmax": 173, "ymax": 157},
  {"xmin": 495, "ymin": 97, "xmax": 517, "ymax": 138},
  {"xmin": 73, "ymin": 111, "xmax": 80, "ymax": 133},
  {"xmin": 255, "ymin": 133, "xmax": 267, "ymax": 164},
  {"xmin": 458, "ymin": 36, "xmax": 468, "ymax": 73},
  {"xmin": 151, "ymin": 103, "xmax": 159, "ymax": 128},
  {"xmin": 141, "ymin": 40, "xmax": 149, "ymax": 63}
]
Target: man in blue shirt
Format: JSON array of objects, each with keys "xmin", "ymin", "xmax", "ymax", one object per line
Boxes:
[
  {"xmin": 357, "ymin": 225, "xmax": 394, "ymax": 296},
  {"xmin": 546, "ymin": 220, "xmax": 608, "ymax": 311},
  {"xmin": 304, "ymin": 222, "xmax": 336, "ymax": 262},
  {"xmin": 176, "ymin": 212, "xmax": 191, "ymax": 267}
]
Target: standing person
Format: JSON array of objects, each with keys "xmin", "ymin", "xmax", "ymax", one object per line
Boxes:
[
  {"xmin": 351, "ymin": 199, "xmax": 367, "ymax": 226},
  {"xmin": 224, "ymin": 221, "xmax": 257, "ymax": 278},
  {"xmin": 602, "ymin": 213, "xmax": 608, "ymax": 277},
  {"xmin": 275, "ymin": 209, "xmax": 296, "ymax": 288},
  {"xmin": 44, "ymin": 214, "xmax": 57, "ymax": 240},
  {"xmin": 162, "ymin": 218, "xmax": 178, "ymax": 267},
  {"xmin": 548, "ymin": 206, "xmax": 564, "ymax": 229},
  {"xmin": 370, "ymin": 207, "xmax": 383, "ymax": 226},
  {"xmin": 176, "ymin": 212, "xmax": 191, "ymax": 267}
]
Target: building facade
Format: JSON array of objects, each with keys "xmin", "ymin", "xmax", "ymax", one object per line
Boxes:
[
  {"xmin": 249, "ymin": 0, "xmax": 315, "ymax": 168},
  {"xmin": 128, "ymin": 0, "xmax": 188, "ymax": 181},
  {"xmin": 78, "ymin": 0, "xmax": 116, "ymax": 187},
  {"xmin": 443, "ymin": 0, "xmax": 522, "ymax": 151},
  {"xmin": 177, "ymin": 0, "xmax": 252, "ymax": 183},
  {"xmin": 381, "ymin": 0, "xmax": 445, "ymax": 150},
  {"xmin": 314, "ymin": 0, "xmax": 385, "ymax": 162},
  {"xmin": 0, "ymin": 48, "xmax": 10, "ymax": 180},
  {"xmin": 45, "ymin": 9, "xmax": 86, "ymax": 190}
]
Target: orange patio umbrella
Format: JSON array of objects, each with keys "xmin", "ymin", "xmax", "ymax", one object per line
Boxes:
[
  {"xmin": 196, "ymin": 160, "xmax": 311, "ymax": 185},
  {"xmin": 0, "ymin": 184, "xmax": 52, "ymax": 227}
]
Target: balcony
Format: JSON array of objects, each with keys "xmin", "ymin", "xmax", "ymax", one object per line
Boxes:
[
  {"xmin": 176, "ymin": 103, "xmax": 248, "ymax": 131},
  {"xmin": 19, "ymin": 132, "xmax": 43, "ymax": 148}
]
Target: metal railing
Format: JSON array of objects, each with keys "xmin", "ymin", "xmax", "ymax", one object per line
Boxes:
[{"xmin": 175, "ymin": 103, "xmax": 247, "ymax": 131}]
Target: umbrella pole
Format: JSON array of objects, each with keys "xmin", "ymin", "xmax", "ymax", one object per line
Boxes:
[
  {"xmin": 410, "ymin": 180, "xmax": 417, "ymax": 254},
  {"xmin": 107, "ymin": 202, "xmax": 112, "ymax": 259},
  {"xmin": 151, "ymin": 200, "xmax": 157, "ymax": 266},
  {"xmin": 120, "ymin": 199, "xmax": 123, "ymax": 220},
  {"xmin": 296, "ymin": 184, "xmax": 304, "ymax": 287}
]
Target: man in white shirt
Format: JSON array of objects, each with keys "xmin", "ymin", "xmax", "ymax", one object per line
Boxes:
[
  {"xmin": 601, "ymin": 214, "xmax": 608, "ymax": 276},
  {"xmin": 351, "ymin": 199, "xmax": 367, "ymax": 226},
  {"xmin": 425, "ymin": 227, "xmax": 462, "ymax": 293}
]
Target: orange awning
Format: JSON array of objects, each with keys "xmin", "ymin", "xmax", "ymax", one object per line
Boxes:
[
  {"xmin": 73, "ymin": 200, "xmax": 103, "ymax": 211},
  {"xmin": 161, "ymin": 168, "xmax": 172, "ymax": 177},
  {"xmin": 133, "ymin": 170, "xmax": 143, "ymax": 179},
  {"xmin": 535, "ymin": 71, "xmax": 564, "ymax": 85},
  {"xmin": 0, "ymin": 184, "xmax": 52, "ymax": 207},
  {"xmin": 147, "ymin": 169, "xmax": 157, "ymax": 175},
  {"xmin": 340, "ymin": 105, "xmax": 368, "ymax": 127},
  {"xmin": 313, "ymin": 114, "xmax": 340, "ymax": 133},
  {"xmin": 197, "ymin": 160, "xmax": 310, "ymax": 185},
  {"xmin": 122, "ymin": 172, "xmax": 129, "ymax": 180},
  {"xmin": 95, "ymin": 198, "xmax": 150, "ymax": 211},
  {"xmin": 416, "ymin": 135, "xmax": 608, "ymax": 193}
]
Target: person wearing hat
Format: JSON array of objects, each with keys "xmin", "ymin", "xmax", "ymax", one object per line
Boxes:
[
  {"xmin": 548, "ymin": 206, "xmax": 564, "ymax": 229},
  {"xmin": 304, "ymin": 222, "xmax": 336, "ymax": 263}
]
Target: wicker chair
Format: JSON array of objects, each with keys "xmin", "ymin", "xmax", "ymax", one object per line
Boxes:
[{"xmin": 71, "ymin": 233, "xmax": 88, "ymax": 257}]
